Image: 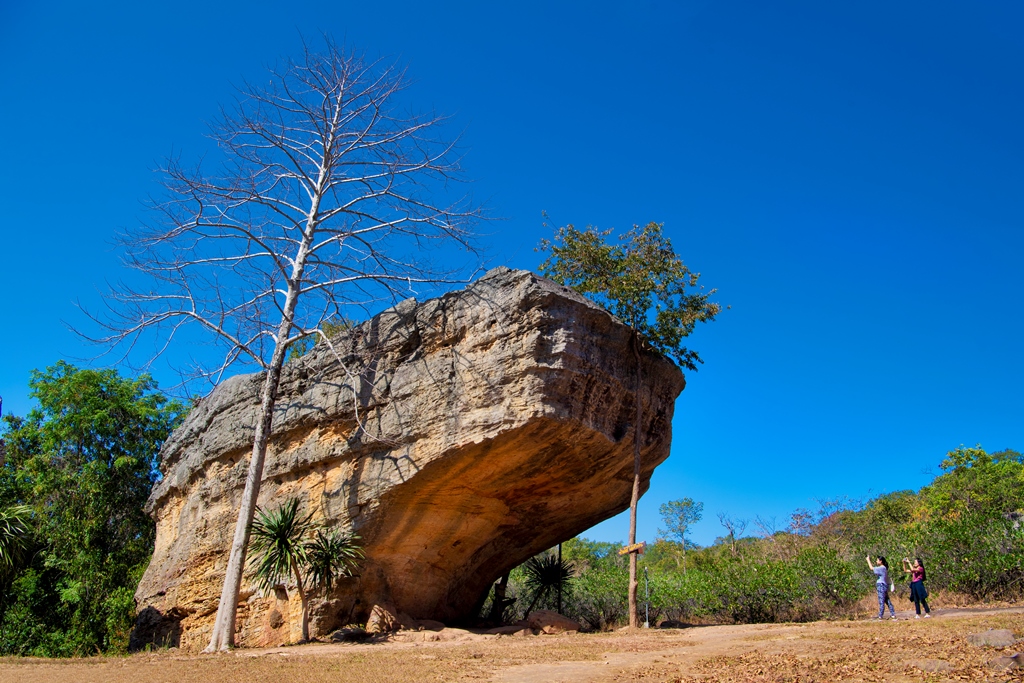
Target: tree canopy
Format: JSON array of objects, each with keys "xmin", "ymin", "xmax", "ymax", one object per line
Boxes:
[
  {"xmin": 0, "ymin": 362, "xmax": 184, "ymax": 655},
  {"xmin": 538, "ymin": 222, "xmax": 722, "ymax": 370}
]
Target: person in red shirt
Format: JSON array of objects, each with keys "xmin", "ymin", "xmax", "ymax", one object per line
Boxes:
[{"xmin": 902, "ymin": 557, "xmax": 931, "ymax": 618}]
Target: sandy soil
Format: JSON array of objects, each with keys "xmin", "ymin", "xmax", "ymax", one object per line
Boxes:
[{"xmin": 3, "ymin": 606, "xmax": 1024, "ymax": 682}]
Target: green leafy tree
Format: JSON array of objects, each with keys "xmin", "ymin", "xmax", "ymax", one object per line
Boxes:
[
  {"xmin": 248, "ymin": 498, "xmax": 362, "ymax": 642},
  {"xmin": 539, "ymin": 221, "xmax": 722, "ymax": 627},
  {"xmin": 0, "ymin": 362, "xmax": 184, "ymax": 655},
  {"xmin": 659, "ymin": 498, "xmax": 704, "ymax": 573}
]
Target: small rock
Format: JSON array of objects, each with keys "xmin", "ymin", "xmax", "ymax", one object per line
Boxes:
[
  {"xmin": 417, "ymin": 619, "xmax": 446, "ymax": 631},
  {"xmin": 658, "ymin": 620, "xmax": 687, "ymax": 629},
  {"xmin": 268, "ymin": 609, "xmax": 284, "ymax": 630},
  {"xmin": 968, "ymin": 629, "xmax": 1017, "ymax": 648},
  {"xmin": 990, "ymin": 653, "xmax": 1023, "ymax": 670},
  {"xmin": 512, "ymin": 628, "xmax": 536, "ymax": 637},
  {"xmin": 366, "ymin": 603, "xmax": 400, "ymax": 634},
  {"xmin": 907, "ymin": 659, "xmax": 953, "ymax": 673},
  {"xmin": 330, "ymin": 627, "xmax": 370, "ymax": 642},
  {"xmin": 397, "ymin": 612, "xmax": 419, "ymax": 631},
  {"xmin": 525, "ymin": 610, "xmax": 582, "ymax": 634}
]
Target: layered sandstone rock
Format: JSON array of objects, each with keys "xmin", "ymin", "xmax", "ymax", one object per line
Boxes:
[{"xmin": 133, "ymin": 267, "xmax": 685, "ymax": 651}]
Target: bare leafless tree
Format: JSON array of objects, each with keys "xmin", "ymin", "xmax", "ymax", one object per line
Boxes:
[
  {"xmin": 716, "ymin": 513, "xmax": 747, "ymax": 556},
  {"xmin": 787, "ymin": 508, "xmax": 815, "ymax": 536},
  {"xmin": 85, "ymin": 39, "xmax": 479, "ymax": 651},
  {"xmin": 752, "ymin": 515, "xmax": 778, "ymax": 540}
]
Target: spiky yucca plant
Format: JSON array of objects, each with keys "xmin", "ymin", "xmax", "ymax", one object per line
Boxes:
[
  {"xmin": 522, "ymin": 552, "xmax": 575, "ymax": 616},
  {"xmin": 248, "ymin": 498, "xmax": 361, "ymax": 642}
]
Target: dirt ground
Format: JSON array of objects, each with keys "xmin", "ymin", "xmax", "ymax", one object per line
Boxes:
[{"xmin": 4, "ymin": 606, "xmax": 1024, "ymax": 682}]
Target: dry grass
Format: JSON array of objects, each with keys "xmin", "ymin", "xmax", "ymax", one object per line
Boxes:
[{"xmin": 3, "ymin": 608, "xmax": 1024, "ymax": 682}]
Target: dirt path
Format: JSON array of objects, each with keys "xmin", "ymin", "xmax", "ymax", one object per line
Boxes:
[{"xmin": 2, "ymin": 607, "xmax": 1024, "ymax": 682}]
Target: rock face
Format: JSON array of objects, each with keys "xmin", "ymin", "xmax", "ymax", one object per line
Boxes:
[{"xmin": 134, "ymin": 267, "xmax": 685, "ymax": 651}]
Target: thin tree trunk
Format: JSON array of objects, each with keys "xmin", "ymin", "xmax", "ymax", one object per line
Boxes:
[
  {"xmin": 627, "ymin": 331, "xmax": 643, "ymax": 629},
  {"xmin": 557, "ymin": 543, "xmax": 563, "ymax": 615},
  {"xmin": 292, "ymin": 560, "xmax": 310, "ymax": 642},
  {"xmin": 488, "ymin": 571, "xmax": 511, "ymax": 624},
  {"xmin": 205, "ymin": 182, "xmax": 326, "ymax": 652},
  {"xmin": 203, "ymin": 345, "xmax": 287, "ymax": 651}
]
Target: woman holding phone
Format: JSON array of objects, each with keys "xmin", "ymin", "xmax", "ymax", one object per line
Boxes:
[
  {"xmin": 867, "ymin": 555, "xmax": 897, "ymax": 620},
  {"xmin": 903, "ymin": 557, "xmax": 931, "ymax": 618}
]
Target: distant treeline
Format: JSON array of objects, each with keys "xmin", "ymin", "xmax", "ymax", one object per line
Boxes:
[{"xmin": 493, "ymin": 445, "xmax": 1024, "ymax": 629}]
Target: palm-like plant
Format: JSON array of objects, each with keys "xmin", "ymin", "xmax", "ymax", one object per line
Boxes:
[
  {"xmin": 248, "ymin": 498, "xmax": 362, "ymax": 642},
  {"xmin": 522, "ymin": 552, "xmax": 575, "ymax": 616},
  {"xmin": 0, "ymin": 504, "xmax": 32, "ymax": 571},
  {"xmin": 305, "ymin": 527, "xmax": 362, "ymax": 594}
]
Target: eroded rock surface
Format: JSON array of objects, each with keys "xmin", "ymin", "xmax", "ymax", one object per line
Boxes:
[{"xmin": 134, "ymin": 267, "xmax": 685, "ymax": 651}]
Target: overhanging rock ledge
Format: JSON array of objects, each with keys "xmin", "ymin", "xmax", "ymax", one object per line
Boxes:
[{"xmin": 134, "ymin": 267, "xmax": 686, "ymax": 650}]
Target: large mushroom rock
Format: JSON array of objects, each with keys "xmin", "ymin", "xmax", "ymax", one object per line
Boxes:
[{"xmin": 134, "ymin": 267, "xmax": 685, "ymax": 651}]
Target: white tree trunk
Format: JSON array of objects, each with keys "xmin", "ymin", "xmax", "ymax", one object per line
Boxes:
[{"xmin": 205, "ymin": 192, "xmax": 324, "ymax": 652}]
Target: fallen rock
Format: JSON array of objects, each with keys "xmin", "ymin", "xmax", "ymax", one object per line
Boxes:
[
  {"xmin": 968, "ymin": 629, "xmax": 1017, "ymax": 648},
  {"xmin": 396, "ymin": 612, "xmax": 419, "ymax": 631},
  {"xmin": 394, "ymin": 628, "xmax": 489, "ymax": 643},
  {"xmin": 417, "ymin": 619, "xmax": 447, "ymax": 631},
  {"xmin": 526, "ymin": 610, "xmax": 581, "ymax": 634},
  {"xmin": 907, "ymin": 659, "xmax": 953, "ymax": 673},
  {"xmin": 134, "ymin": 268, "xmax": 686, "ymax": 651},
  {"xmin": 365, "ymin": 603, "xmax": 399, "ymax": 634},
  {"xmin": 658, "ymin": 619, "xmax": 687, "ymax": 629},
  {"xmin": 990, "ymin": 653, "xmax": 1023, "ymax": 670},
  {"xmin": 330, "ymin": 627, "xmax": 370, "ymax": 642}
]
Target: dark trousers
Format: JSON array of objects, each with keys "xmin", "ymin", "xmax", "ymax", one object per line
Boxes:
[{"xmin": 910, "ymin": 580, "xmax": 930, "ymax": 615}]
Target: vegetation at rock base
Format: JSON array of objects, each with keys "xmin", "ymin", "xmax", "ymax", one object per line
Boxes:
[
  {"xmin": 493, "ymin": 445, "xmax": 1024, "ymax": 631},
  {"xmin": 247, "ymin": 497, "xmax": 362, "ymax": 643},
  {"xmin": 0, "ymin": 362, "xmax": 184, "ymax": 656}
]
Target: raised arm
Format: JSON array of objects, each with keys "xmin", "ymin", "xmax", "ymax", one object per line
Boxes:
[{"xmin": 866, "ymin": 555, "xmax": 874, "ymax": 571}]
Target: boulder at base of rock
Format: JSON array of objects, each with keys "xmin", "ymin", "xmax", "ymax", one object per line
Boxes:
[
  {"xmin": 331, "ymin": 627, "xmax": 370, "ymax": 642},
  {"xmin": 417, "ymin": 619, "xmax": 446, "ymax": 631},
  {"xmin": 396, "ymin": 612, "xmax": 419, "ymax": 631},
  {"xmin": 526, "ymin": 610, "xmax": 581, "ymax": 634},
  {"xmin": 968, "ymin": 629, "xmax": 1017, "ymax": 648},
  {"xmin": 366, "ymin": 603, "xmax": 399, "ymax": 634}
]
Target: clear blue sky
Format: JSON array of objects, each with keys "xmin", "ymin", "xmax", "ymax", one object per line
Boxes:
[{"xmin": 1, "ymin": 1, "xmax": 1021, "ymax": 547}]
